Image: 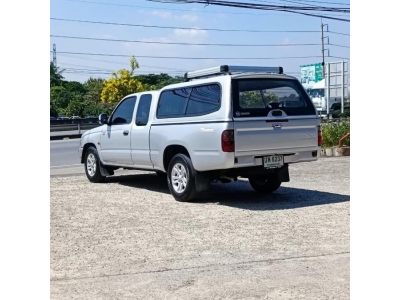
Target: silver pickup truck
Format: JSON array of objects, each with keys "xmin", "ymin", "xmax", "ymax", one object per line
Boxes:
[{"xmin": 80, "ymin": 65, "xmax": 321, "ymax": 201}]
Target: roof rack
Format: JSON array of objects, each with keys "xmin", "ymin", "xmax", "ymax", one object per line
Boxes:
[{"xmin": 184, "ymin": 65, "xmax": 283, "ymax": 81}]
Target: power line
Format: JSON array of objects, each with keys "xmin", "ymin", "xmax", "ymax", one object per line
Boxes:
[
  {"xmin": 64, "ymin": 67, "xmax": 114, "ymax": 72},
  {"xmin": 329, "ymin": 43, "xmax": 349, "ymax": 48},
  {"xmin": 61, "ymin": 0, "xmax": 286, "ymax": 16},
  {"xmin": 150, "ymin": 0, "xmax": 350, "ymax": 12},
  {"xmin": 148, "ymin": 0, "xmax": 350, "ymax": 21},
  {"xmin": 60, "ymin": 61, "xmax": 186, "ymax": 72},
  {"xmin": 62, "ymin": 0, "xmax": 256, "ymax": 15},
  {"xmin": 51, "ymin": 33, "xmax": 349, "ymax": 48},
  {"xmin": 254, "ymin": 0, "xmax": 349, "ymax": 7},
  {"xmin": 51, "ymin": 17, "xmax": 350, "ymax": 37},
  {"xmin": 328, "ymin": 30, "xmax": 349, "ymax": 36},
  {"xmin": 61, "ymin": 65, "xmax": 187, "ymax": 73},
  {"xmin": 51, "ymin": 34, "xmax": 322, "ymax": 47},
  {"xmin": 62, "ymin": 67, "xmax": 301, "ymax": 76},
  {"xmin": 61, "ymin": 63, "xmax": 116, "ymax": 71},
  {"xmin": 63, "ymin": 0, "xmax": 343, "ymax": 17},
  {"xmin": 149, "ymin": 0, "xmax": 350, "ymax": 12},
  {"xmin": 63, "ymin": 0, "xmax": 349, "ymax": 19},
  {"xmin": 50, "ymin": 17, "xmax": 320, "ymax": 34},
  {"xmin": 58, "ymin": 58, "xmax": 304, "ymax": 75},
  {"xmin": 328, "ymin": 55, "xmax": 349, "ymax": 60},
  {"xmin": 63, "ymin": 68, "xmax": 184, "ymax": 74},
  {"xmin": 62, "ymin": 69, "xmax": 185, "ymax": 76},
  {"xmin": 52, "ymin": 50, "xmax": 323, "ymax": 60}
]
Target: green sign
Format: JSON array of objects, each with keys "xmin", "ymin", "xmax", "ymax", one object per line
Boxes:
[{"xmin": 300, "ymin": 63, "xmax": 323, "ymax": 88}]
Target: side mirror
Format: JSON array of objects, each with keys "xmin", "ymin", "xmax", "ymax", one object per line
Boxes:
[{"xmin": 98, "ymin": 113, "xmax": 109, "ymax": 125}]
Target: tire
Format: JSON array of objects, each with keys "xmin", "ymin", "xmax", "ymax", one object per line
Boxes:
[
  {"xmin": 249, "ymin": 175, "xmax": 281, "ymax": 194},
  {"xmin": 84, "ymin": 146, "xmax": 106, "ymax": 183},
  {"xmin": 167, "ymin": 154, "xmax": 197, "ymax": 202}
]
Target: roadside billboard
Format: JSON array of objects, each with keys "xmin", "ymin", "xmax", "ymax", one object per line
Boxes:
[{"xmin": 300, "ymin": 63, "xmax": 324, "ymax": 89}]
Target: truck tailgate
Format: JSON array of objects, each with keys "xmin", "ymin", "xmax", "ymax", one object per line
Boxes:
[{"xmin": 234, "ymin": 117, "xmax": 319, "ymax": 156}]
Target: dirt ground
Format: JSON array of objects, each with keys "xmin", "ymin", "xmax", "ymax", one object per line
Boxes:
[{"xmin": 51, "ymin": 157, "xmax": 349, "ymax": 299}]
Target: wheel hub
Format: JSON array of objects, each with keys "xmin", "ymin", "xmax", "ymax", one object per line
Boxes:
[
  {"xmin": 86, "ymin": 153, "xmax": 96, "ymax": 177},
  {"xmin": 171, "ymin": 163, "xmax": 188, "ymax": 193}
]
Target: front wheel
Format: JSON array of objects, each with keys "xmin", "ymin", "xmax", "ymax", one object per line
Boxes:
[
  {"xmin": 84, "ymin": 146, "xmax": 106, "ymax": 183},
  {"xmin": 167, "ymin": 154, "xmax": 197, "ymax": 202},
  {"xmin": 249, "ymin": 175, "xmax": 281, "ymax": 194}
]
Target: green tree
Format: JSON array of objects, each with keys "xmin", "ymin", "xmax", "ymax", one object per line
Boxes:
[
  {"xmin": 134, "ymin": 73, "xmax": 183, "ymax": 90},
  {"xmin": 62, "ymin": 80, "xmax": 87, "ymax": 95},
  {"xmin": 50, "ymin": 62, "xmax": 64, "ymax": 86},
  {"xmin": 64, "ymin": 95, "xmax": 87, "ymax": 117},
  {"xmin": 84, "ymin": 78, "xmax": 105, "ymax": 104},
  {"xmin": 50, "ymin": 86, "xmax": 72, "ymax": 111},
  {"xmin": 50, "ymin": 83, "xmax": 86, "ymax": 117},
  {"xmin": 130, "ymin": 57, "xmax": 139, "ymax": 74},
  {"xmin": 101, "ymin": 69, "xmax": 145, "ymax": 105},
  {"xmin": 50, "ymin": 101, "xmax": 58, "ymax": 118}
]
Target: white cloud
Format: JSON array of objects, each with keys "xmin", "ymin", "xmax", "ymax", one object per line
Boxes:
[
  {"xmin": 180, "ymin": 14, "xmax": 199, "ymax": 22},
  {"xmin": 151, "ymin": 10, "xmax": 173, "ymax": 19},
  {"xmin": 172, "ymin": 29, "xmax": 208, "ymax": 41},
  {"xmin": 150, "ymin": 10, "xmax": 199, "ymax": 22}
]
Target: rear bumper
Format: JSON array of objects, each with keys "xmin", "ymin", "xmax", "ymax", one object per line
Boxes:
[
  {"xmin": 198, "ymin": 164, "xmax": 290, "ymax": 182},
  {"xmin": 233, "ymin": 147, "xmax": 319, "ymax": 168}
]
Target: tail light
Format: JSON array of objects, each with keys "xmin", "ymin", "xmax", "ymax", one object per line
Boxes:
[
  {"xmin": 318, "ymin": 125, "xmax": 322, "ymax": 146},
  {"xmin": 221, "ymin": 129, "xmax": 235, "ymax": 152}
]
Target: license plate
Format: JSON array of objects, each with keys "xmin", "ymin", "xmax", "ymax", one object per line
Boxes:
[{"xmin": 263, "ymin": 155, "xmax": 284, "ymax": 169}]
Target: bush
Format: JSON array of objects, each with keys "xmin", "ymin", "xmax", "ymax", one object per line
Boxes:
[{"xmin": 321, "ymin": 120, "xmax": 350, "ymax": 148}]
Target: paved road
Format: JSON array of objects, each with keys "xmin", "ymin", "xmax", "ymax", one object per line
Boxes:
[
  {"xmin": 51, "ymin": 157, "xmax": 350, "ymax": 299},
  {"xmin": 51, "ymin": 139, "xmax": 80, "ymax": 167},
  {"xmin": 50, "ymin": 139, "xmax": 138, "ymax": 177},
  {"xmin": 50, "ymin": 139, "xmax": 83, "ymax": 175}
]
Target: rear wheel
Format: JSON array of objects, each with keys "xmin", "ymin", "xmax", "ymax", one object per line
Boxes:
[
  {"xmin": 249, "ymin": 175, "xmax": 281, "ymax": 193},
  {"xmin": 167, "ymin": 154, "xmax": 197, "ymax": 202},
  {"xmin": 84, "ymin": 146, "xmax": 106, "ymax": 183}
]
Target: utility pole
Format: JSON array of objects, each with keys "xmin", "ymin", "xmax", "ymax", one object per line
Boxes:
[
  {"xmin": 341, "ymin": 61, "xmax": 345, "ymax": 114},
  {"xmin": 52, "ymin": 43, "xmax": 57, "ymax": 67},
  {"xmin": 321, "ymin": 22, "xmax": 329, "ymax": 78},
  {"xmin": 321, "ymin": 22, "xmax": 330, "ymax": 118}
]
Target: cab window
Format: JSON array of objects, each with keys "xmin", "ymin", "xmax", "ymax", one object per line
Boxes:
[
  {"xmin": 157, "ymin": 88, "xmax": 190, "ymax": 118},
  {"xmin": 186, "ymin": 84, "xmax": 221, "ymax": 116},
  {"xmin": 111, "ymin": 96, "xmax": 136, "ymax": 125},
  {"xmin": 136, "ymin": 94, "xmax": 152, "ymax": 126}
]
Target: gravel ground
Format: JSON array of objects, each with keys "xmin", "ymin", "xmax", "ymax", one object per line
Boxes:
[{"xmin": 51, "ymin": 157, "xmax": 349, "ymax": 299}]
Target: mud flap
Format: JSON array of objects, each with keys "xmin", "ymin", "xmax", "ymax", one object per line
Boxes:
[
  {"xmin": 195, "ymin": 173, "xmax": 210, "ymax": 192},
  {"xmin": 276, "ymin": 164, "xmax": 290, "ymax": 182},
  {"xmin": 99, "ymin": 163, "xmax": 114, "ymax": 177}
]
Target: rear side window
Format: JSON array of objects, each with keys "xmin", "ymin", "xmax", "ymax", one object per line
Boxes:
[
  {"xmin": 157, "ymin": 84, "xmax": 221, "ymax": 118},
  {"xmin": 157, "ymin": 88, "xmax": 191, "ymax": 118},
  {"xmin": 135, "ymin": 94, "xmax": 152, "ymax": 126},
  {"xmin": 111, "ymin": 96, "xmax": 136, "ymax": 125},
  {"xmin": 186, "ymin": 84, "xmax": 221, "ymax": 116},
  {"xmin": 233, "ymin": 79, "xmax": 315, "ymax": 117}
]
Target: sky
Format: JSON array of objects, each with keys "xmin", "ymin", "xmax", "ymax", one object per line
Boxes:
[{"xmin": 50, "ymin": 0, "xmax": 350, "ymax": 82}]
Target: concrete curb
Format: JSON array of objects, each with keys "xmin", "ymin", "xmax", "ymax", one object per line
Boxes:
[{"xmin": 320, "ymin": 147, "xmax": 350, "ymax": 157}]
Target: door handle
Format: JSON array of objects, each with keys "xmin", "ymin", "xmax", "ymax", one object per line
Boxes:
[{"xmin": 123, "ymin": 130, "xmax": 129, "ymax": 136}]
